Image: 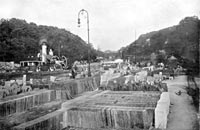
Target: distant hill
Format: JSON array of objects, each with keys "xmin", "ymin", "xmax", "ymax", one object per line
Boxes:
[
  {"xmin": 103, "ymin": 50, "xmax": 118, "ymax": 60},
  {"xmin": 0, "ymin": 18, "xmax": 98, "ymax": 64},
  {"xmin": 122, "ymin": 16, "xmax": 199, "ymax": 70},
  {"xmin": 104, "ymin": 50, "xmax": 117, "ymax": 53}
]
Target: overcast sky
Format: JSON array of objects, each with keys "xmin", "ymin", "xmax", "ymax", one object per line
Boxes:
[{"xmin": 0, "ymin": 0, "xmax": 199, "ymax": 51}]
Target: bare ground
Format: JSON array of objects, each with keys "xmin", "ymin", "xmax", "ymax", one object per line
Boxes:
[{"xmin": 163, "ymin": 76, "xmax": 198, "ymax": 130}]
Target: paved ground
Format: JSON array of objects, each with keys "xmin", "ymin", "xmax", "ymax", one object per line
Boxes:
[{"xmin": 163, "ymin": 76, "xmax": 198, "ymax": 130}]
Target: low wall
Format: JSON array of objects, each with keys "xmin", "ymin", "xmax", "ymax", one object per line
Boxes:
[
  {"xmin": 155, "ymin": 92, "xmax": 170, "ymax": 129},
  {"xmin": 0, "ymin": 89, "xmax": 57, "ymax": 117}
]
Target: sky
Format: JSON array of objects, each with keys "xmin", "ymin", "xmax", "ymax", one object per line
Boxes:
[{"xmin": 0, "ymin": 0, "xmax": 199, "ymax": 51}]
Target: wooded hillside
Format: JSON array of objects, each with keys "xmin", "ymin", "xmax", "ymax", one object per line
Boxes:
[
  {"xmin": 122, "ymin": 16, "xmax": 199, "ymax": 72},
  {"xmin": 0, "ymin": 18, "xmax": 98, "ymax": 64}
]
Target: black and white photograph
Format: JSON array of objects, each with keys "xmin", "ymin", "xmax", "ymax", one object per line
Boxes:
[{"xmin": 0, "ymin": 0, "xmax": 199, "ymax": 130}]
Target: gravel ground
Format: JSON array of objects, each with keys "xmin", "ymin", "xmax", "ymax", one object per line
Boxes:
[{"xmin": 163, "ymin": 76, "xmax": 198, "ymax": 130}]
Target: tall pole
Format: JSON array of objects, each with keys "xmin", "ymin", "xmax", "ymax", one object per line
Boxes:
[
  {"xmin": 135, "ymin": 30, "xmax": 137, "ymax": 64},
  {"xmin": 58, "ymin": 41, "xmax": 60, "ymax": 58},
  {"xmin": 78, "ymin": 9, "xmax": 91, "ymax": 77}
]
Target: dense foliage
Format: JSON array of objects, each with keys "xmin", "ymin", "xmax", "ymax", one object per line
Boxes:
[
  {"xmin": 122, "ymin": 16, "xmax": 199, "ymax": 73},
  {"xmin": 0, "ymin": 18, "xmax": 98, "ymax": 65}
]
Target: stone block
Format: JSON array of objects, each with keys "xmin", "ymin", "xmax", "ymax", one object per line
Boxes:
[
  {"xmin": 155, "ymin": 92, "xmax": 170, "ymax": 129},
  {"xmin": 155, "ymin": 104, "xmax": 168, "ymax": 129},
  {"xmin": 50, "ymin": 76, "xmax": 56, "ymax": 82},
  {"xmin": 158, "ymin": 92, "xmax": 170, "ymax": 106}
]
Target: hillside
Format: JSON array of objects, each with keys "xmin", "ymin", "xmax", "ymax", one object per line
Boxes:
[
  {"xmin": 0, "ymin": 18, "xmax": 98, "ymax": 64},
  {"xmin": 122, "ymin": 16, "xmax": 199, "ymax": 70}
]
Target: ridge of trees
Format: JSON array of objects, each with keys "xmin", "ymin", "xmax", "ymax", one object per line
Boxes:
[
  {"xmin": 0, "ymin": 18, "xmax": 99, "ymax": 65},
  {"xmin": 121, "ymin": 16, "xmax": 199, "ymax": 73}
]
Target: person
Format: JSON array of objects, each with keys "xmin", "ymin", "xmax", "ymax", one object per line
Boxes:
[
  {"xmin": 175, "ymin": 90, "xmax": 182, "ymax": 95},
  {"xmin": 71, "ymin": 67, "xmax": 76, "ymax": 79},
  {"xmin": 127, "ymin": 66, "xmax": 131, "ymax": 74},
  {"xmin": 173, "ymin": 67, "xmax": 176, "ymax": 78}
]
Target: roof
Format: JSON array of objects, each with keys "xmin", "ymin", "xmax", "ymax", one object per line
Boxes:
[{"xmin": 168, "ymin": 55, "xmax": 177, "ymax": 60}]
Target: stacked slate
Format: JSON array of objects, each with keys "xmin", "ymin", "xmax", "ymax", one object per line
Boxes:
[
  {"xmin": 0, "ymin": 89, "xmax": 57, "ymax": 117},
  {"xmin": 104, "ymin": 76, "xmax": 167, "ymax": 92},
  {"xmin": 63, "ymin": 127, "xmax": 144, "ymax": 130},
  {"xmin": 100, "ymin": 69, "xmax": 121, "ymax": 87},
  {"xmin": 30, "ymin": 78, "xmax": 51, "ymax": 89},
  {"xmin": 11, "ymin": 90, "xmax": 103, "ymax": 130},
  {"xmin": 151, "ymin": 69, "xmax": 174, "ymax": 79},
  {"xmin": 76, "ymin": 63, "xmax": 100, "ymax": 76},
  {"xmin": 0, "ymin": 62, "xmax": 16, "ymax": 72},
  {"xmin": 12, "ymin": 110, "xmax": 64, "ymax": 130},
  {"xmin": 0, "ymin": 80, "xmax": 36, "ymax": 99},
  {"xmin": 62, "ymin": 91, "xmax": 161, "ymax": 130},
  {"xmin": 66, "ymin": 106, "xmax": 153, "ymax": 129},
  {"xmin": 0, "ymin": 100, "xmax": 62, "ymax": 130},
  {"xmin": 0, "ymin": 74, "xmax": 104, "ymax": 130},
  {"xmin": 31, "ymin": 78, "xmax": 49, "ymax": 85},
  {"xmin": 135, "ymin": 71, "xmax": 148, "ymax": 82},
  {"xmin": 50, "ymin": 75, "xmax": 100, "ymax": 99},
  {"xmin": 152, "ymin": 74, "xmax": 162, "ymax": 82}
]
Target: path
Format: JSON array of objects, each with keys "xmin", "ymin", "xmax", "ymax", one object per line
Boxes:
[{"xmin": 163, "ymin": 75, "xmax": 198, "ymax": 130}]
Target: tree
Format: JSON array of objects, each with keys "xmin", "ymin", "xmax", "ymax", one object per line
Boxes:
[{"xmin": 150, "ymin": 53, "xmax": 157, "ymax": 65}]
